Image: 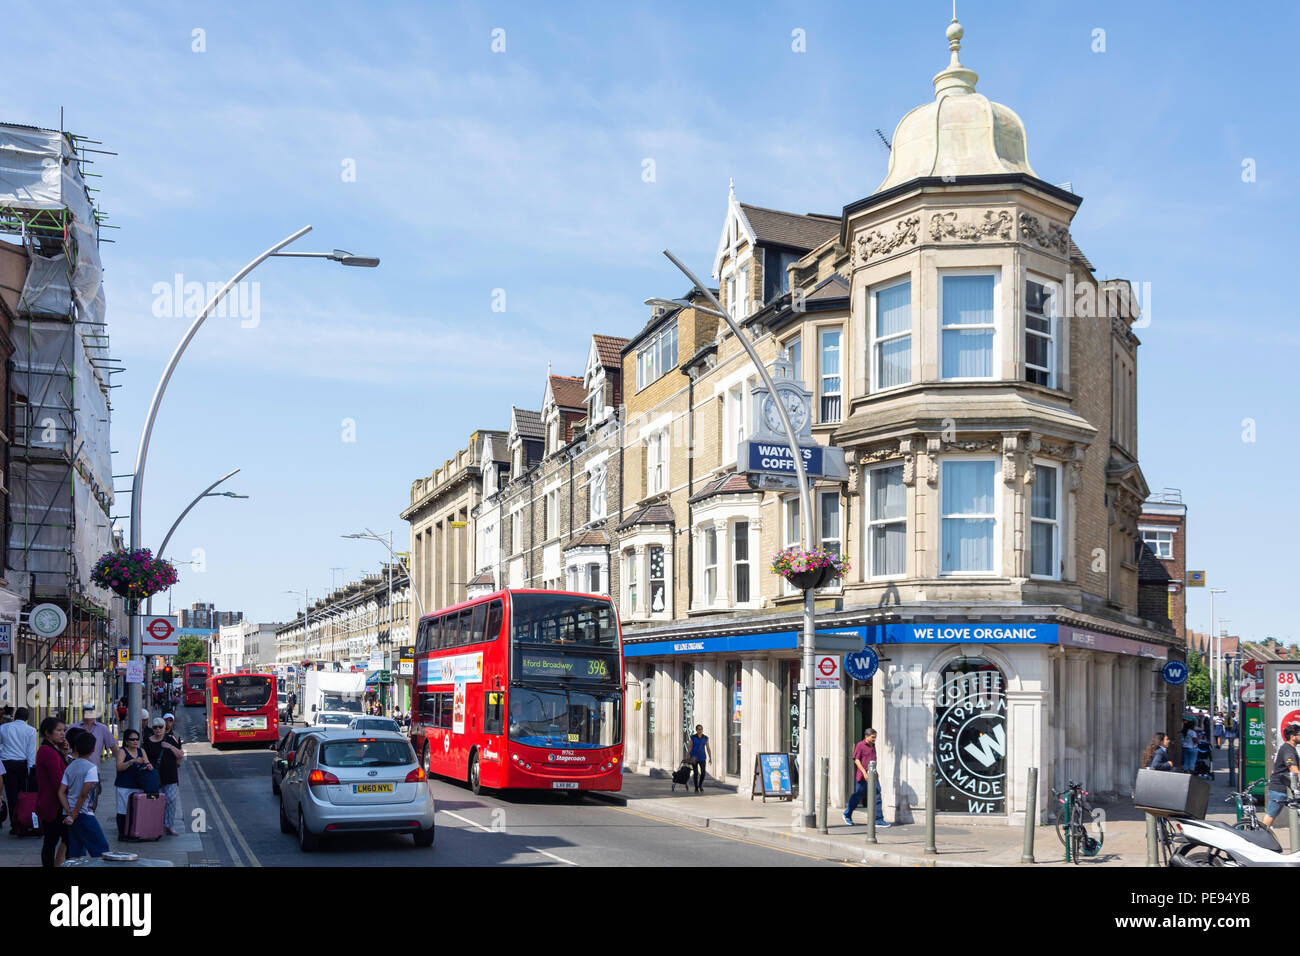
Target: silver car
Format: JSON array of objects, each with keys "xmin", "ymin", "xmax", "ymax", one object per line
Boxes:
[
  {"xmin": 278, "ymin": 730, "xmax": 436, "ymax": 851},
  {"xmin": 348, "ymin": 716, "xmax": 401, "ymax": 735}
]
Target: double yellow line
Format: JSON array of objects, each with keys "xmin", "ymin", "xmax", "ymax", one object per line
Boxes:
[{"xmin": 189, "ymin": 760, "xmax": 262, "ymax": 867}]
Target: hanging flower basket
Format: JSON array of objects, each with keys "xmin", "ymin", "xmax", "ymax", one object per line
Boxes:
[
  {"xmin": 770, "ymin": 547, "xmax": 850, "ymax": 591},
  {"xmin": 90, "ymin": 548, "xmax": 179, "ymax": 600}
]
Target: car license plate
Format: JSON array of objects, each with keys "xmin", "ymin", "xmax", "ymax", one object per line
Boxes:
[
  {"xmin": 353, "ymin": 783, "xmax": 394, "ymax": 794},
  {"xmin": 551, "ymin": 782, "xmax": 578, "ymax": 790}
]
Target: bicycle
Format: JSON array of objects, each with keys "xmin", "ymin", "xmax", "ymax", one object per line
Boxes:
[
  {"xmin": 1051, "ymin": 780, "xmax": 1103, "ymax": 863},
  {"xmin": 1230, "ymin": 778, "xmax": 1268, "ymax": 832}
]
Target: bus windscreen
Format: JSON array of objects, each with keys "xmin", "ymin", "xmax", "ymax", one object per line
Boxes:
[
  {"xmin": 216, "ymin": 676, "xmax": 273, "ymax": 707},
  {"xmin": 510, "ymin": 593, "xmax": 618, "ymax": 648}
]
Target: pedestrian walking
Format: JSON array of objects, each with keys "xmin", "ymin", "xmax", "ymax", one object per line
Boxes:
[
  {"xmin": 1180, "ymin": 720, "xmax": 1198, "ymax": 773},
  {"xmin": 688, "ymin": 725, "xmax": 711, "ymax": 792},
  {"xmin": 143, "ymin": 717, "xmax": 184, "ymax": 835},
  {"xmin": 114, "ymin": 729, "xmax": 155, "ymax": 840},
  {"xmin": 843, "ymin": 727, "xmax": 891, "ymax": 828},
  {"xmin": 1213, "ymin": 713, "xmax": 1225, "ymax": 750},
  {"xmin": 0, "ymin": 707, "xmax": 37, "ymax": 834},
  {"xmin": 35, "ymin": 717, "xmax": 70, "ymax": 867},
  {"xmin": 1142, "ymin": 732, "xmax": 1174, "ymax": 771},
  {"xmin": 285, "ymin": 691, "xmax": 297, "ymax": 724},
  {"xmin": 59, "ymin": 732, "xmax": 108, "ymax": 860}
]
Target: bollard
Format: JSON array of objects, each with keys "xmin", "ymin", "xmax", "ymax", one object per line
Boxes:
[
  {"xmin": 1146, "ymin": 813, "xmax": 1159, "ymax": 867},
  {"xmin": 1290, "ymin": 786, "xmax": 1300, "ymax": 853},
  {"xmin": 924, "ymin": 761, "xmax": 937, "ymax": 855},
  {"xmin": 865, "ymin": 760, "xmax": 878, "ymax": 844},
  {"xmin": 817, "ymin": 757, "xmax": 829, "ymax": 834},
  {"xmin": 1020, "ymin": 767, "xmax": 1037, "ymax": 863}
]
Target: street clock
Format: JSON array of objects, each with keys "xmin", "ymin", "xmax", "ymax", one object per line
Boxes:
[{"xmin": 750, "ymin": 350, "xmax": 813, "ymax": 444}]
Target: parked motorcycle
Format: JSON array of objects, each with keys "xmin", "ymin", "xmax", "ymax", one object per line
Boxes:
[{"xmin": 1162, "ymin": 816, "xmax": 1300, "ymax": 867}]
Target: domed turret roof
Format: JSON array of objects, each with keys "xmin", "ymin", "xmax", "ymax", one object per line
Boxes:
[{"xmin": 876, "ymin": 18, "xmax": 1036, "ymax": 193}]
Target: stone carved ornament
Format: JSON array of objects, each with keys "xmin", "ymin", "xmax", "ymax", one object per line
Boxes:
[
  {"xmin": 927, "ymin": 209, "xmax": 1013, "ymax": 243},
  {"xmin": 856, "ymin": 216, "xmax": 920, "ymax": 263},
  {"xmin": 1018, "ymin": 212, "xmax": 1070, "ymax": 254}
]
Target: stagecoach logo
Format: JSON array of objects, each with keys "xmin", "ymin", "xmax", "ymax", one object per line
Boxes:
[
  {"xmin": 550, "ymin": 752, "xmax": 586, "ymax": 763},
  {"xmin": 483, "ymin": 749, "xmax": 499, "ymax": 762},
  {"xmin": 934, "ymin": 668, "xmax": 1007, "ymax": 815}
]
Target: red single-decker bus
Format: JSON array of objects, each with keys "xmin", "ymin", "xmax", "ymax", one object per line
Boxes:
[
  {"xmin": 183, "ymin": 662, "xmax": 211, "ymax": 707},
  {"xmin": 411, "ymin": 589, "xmax": 624, "ymax": 794},
  {"xmin": 207, "ymin": 672, "xmax": 279, "ymax": 745}
]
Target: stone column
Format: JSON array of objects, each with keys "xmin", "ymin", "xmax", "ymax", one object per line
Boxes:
[
  {"xmin": 1063, "ymin": 651, "xmax": 1090, "ymax": 790},
  {"xmin": 1093, "ymin": 655, "xmax": 1117, "ymax": 797},
  {"xmin": 1117, "ymin": 656, "xmax": 1139, "ymax": 788}
]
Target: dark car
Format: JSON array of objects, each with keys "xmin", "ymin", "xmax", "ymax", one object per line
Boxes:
[{"xmin": 271, "ymin": 727, "xmax": 329, "ymax": 795}]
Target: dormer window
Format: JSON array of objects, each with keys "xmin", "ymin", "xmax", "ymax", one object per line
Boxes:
[{"xmin": 636, "ymin": 322, "xmax": 678, "ymax": 390}]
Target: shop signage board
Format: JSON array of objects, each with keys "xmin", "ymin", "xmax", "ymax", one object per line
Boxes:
[
  {"xmin": 1186, "ymin": 571, "xmax": 1206, "ymax": 587},
  {"xmin": 0, "ymin": 622, "xmax": 11, "ymax": 654},
  {"xmin": 1161, "ymin": 660, "xmax": 1189, "ymax": 685},
  {"xmin": 1264, "ymin": 663, "xmax": 1300, "ymax": 787},
  {"xmin": 125, "ymin": 658, "xmax": 145, "ymax": 684},
  {"xmin": 844, "ymin": 648, "xmax": 879, "ymax": 682},
  {"xmin": 751, "ymin": 753, "xmax": 794, "ymax": 802},
  {"xmin": 1243, "ymin": 704, "xmax": 1266, "ymax": 797}
]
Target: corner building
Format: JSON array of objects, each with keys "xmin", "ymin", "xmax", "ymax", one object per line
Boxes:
[{"xmin": 619, "ymin": 20, "xmax": 1181, "ymax": 823}]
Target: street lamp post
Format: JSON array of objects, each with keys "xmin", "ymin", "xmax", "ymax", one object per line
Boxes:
[
  {"xmin": 126, "ymin": 226, "xmax": 378, "ymax": 736},
  {"xmin": 653, "ymin": 248, "xmax": 819, "ymax": 828},
  {"xmin": 1209, "ymin": 588, "xmax": 1226, "ymax": 717},
  {"xmin": 344, "ymin": 528, "xmax": 420, "ymax": 714}
]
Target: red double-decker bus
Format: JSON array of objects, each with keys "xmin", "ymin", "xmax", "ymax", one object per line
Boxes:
[
  {"xmin": 183, "ymin": 663, "xmax": 211, "ymax": 707},
  {"xmin": 412, "ymin": 589, "xmax": 624, "ymax": 794},
  {"xmin": 206, "ymin": 672, "xmax": 279, "ymax": 746}
]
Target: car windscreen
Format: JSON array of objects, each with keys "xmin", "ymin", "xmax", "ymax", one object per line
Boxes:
[
  {"xmin": 320, "ymin": 739, "xmax": 413, "ymax": 768},
  {"xmin": 355, "ymin": 719, "xmax": 398, "ymax": 732},
  {"xmin": 216, "ymin": 676, "xmax": 272, "ymax": 708},
  {"xmin": 317, "ymin": 713, "xmax": 351, "ymax": 725}
]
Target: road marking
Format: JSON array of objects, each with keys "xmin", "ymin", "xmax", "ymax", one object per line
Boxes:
[
  {"xmin": 613, "ymin": 805, "xmax": 852, "ymax": 865},
  {"xmin": 439, "ymin": 808, "xmax": 577, "ymax": 865},
  {"xmin": 188, "ymin": 763, "xmax": 242, "ymax": 867},
  {"xmin": 192, "ymin": 761, "xmax": 263, "ymax": 867}
]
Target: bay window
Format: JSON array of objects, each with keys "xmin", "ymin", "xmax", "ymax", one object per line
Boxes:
[
  {"xmin": 732, "ymin": 521, "xmax": 751, "ymax": 604},
  {"xmin": 819, "ymin": 328, "xmax": 842, "ymax": 422},
  {"xmin": 941, "ymin": 459, "xmax": 997, "ymax": 574},
  {"xmin": 703, "ymin": 528, "xmax": 718, "ymax": 605},
  {"xmin": 1030, "ymin": 463, "xmax": 1061, "ymax": 578},
  {"xmin": 625, "ymin": 550, "xmax": 639, "ymax": 613},
  {"xmin": 1025, "ymin": 279, "xmax": 1056, "ymax": 387},
  {"xmin": 867, "ymin": 464, "xmax": 906, "ymax": 578},
  {"xmin": 941, "ymin": 274, "xmax": 996, "ymax": 380},
  {"xmin": 872, "ymin": 279, "xmax": 911, "ymax": 391}
]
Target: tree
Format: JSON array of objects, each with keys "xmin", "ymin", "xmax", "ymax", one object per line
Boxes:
[
  {"xmin": 174, "ymin": 635, "xmax": 208, "ymax": 667},
  {"xmin": 1185, "ymin": 650, "xmax": 1210, "ymax": 710}
]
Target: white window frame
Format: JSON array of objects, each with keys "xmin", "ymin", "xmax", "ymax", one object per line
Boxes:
[
  {"xmin": 625, "ymin": 549, "xmax": 639, "ymax": 613},
  {"xmin": 732, "ymin": 520, "xmax": 752, "ymax": 606},
  {"xmin": 939, "ymin": 269, "xmax": 1000, "ymax": 383},
  {"xmin": 703, "ymin": 527, "xmax": 718, "ymax": 606},
  {"xmin": 545, "ymin": 487, "xmax": 560, "ymax": 540},
  {"xmin": 738, "ymin": 264, "xmax": 750, "ymax": 318},
  {"xmin": 781, "ymin": 492, "xmax": 843, "ymax": 594},
  {"xmin": 723, "ymin": 384, "xmax": 748, "ymax": 466},
  {"xmin": 646, "ymin": 430, "xmax": 668, "ymax": 495},
  {"xmin": 1029, "ymin": 461, "xmax": 1062, "ymax": 580},
  {"xmin": 510, "ymin": 508, "xmax": 523, "ymax": 555},
  {"xmin": 870, "ymin": 276, "xmax": 912, "ymax": 393},
  {"xmin": 939, "ymin": 456, "xmax": 1001, "ymax": 576},
  {"xmin": 1024, "ymin": 275, "xmax": 1059, "ymax": 388},
  {"xmin": 1141, "ymin": 527, "xmax": 1175, "ymax": 560},
  {"xmin": 865, "ymin": 463, "xmax": 907, "ymax": 580},
  {"xmin": 818, "ymin": 326, "xmax": 843, "ymax": 423},
  {"xmin": 636, "ymin": 321, "xmax": 678, "ymax": 391},
  {"xmin": 782, "ymin": 334, "xmax": 802, "ymax": 383},
  {"xmin": 588, "ymin": 464, "xmax": 607, "ymax": 521},
  {"xmin": 819, "ymin": 492, "xmax": 842, "ymax": 590}
]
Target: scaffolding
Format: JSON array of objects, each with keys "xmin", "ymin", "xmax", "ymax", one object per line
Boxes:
[{"xmin": 0, "ymin": 121, "xmax": 117, "ymax": 678}]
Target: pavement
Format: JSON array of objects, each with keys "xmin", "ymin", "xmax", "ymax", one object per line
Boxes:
[{"xmin": 587, "ymin": 753, "xmax": 1281, "ymax": 867}]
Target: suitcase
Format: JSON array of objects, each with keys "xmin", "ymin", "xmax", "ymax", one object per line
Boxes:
[
  {"xmin": 671, "ymin": 762, "xmax": 693, "ymax": 791},
  {"xmin": 1133, "ymin": 768, "xmax": 1210, "ymax": 819},
  {"xmin": 126, "ymin": 792, "xmax": 165, "ymax": 841},
  {"xmin": 14, "ymin": 790, "xmax": 42, "ymax": 836}
]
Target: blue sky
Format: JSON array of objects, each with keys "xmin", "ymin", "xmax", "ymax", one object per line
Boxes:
[{"xmin": 8, "ymin": 1, "xmax": 1296, "ymax": 641}]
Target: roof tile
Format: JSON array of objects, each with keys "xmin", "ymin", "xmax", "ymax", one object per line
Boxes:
[{"xmin": 739, "ymin": 203, "xmax": 840, "ymax": 251}]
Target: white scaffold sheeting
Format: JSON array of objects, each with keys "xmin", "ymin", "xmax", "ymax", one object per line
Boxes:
[
  {"xmin": 0, "ymin": 126, "xmax": 103, "ymax": 325},
  {"xmin": 8, "ymin": 460, "xmax": 112, "ymax": 607},
  {"xmin": 10, "ymin": 319, "xmax": 113, "ymax": 500}
]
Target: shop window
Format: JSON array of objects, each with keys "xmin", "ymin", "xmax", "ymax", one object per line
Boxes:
[
  {"xmin": 726, "ymin": 660, "xmax": 742, "ymax": 776},
  {"xmin": 934, "ymin": 658, "xmax": 1006, "ymax": 814}
]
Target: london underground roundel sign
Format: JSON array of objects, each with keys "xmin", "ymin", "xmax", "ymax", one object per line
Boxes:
[{"xmin": 1162, "ymin": 660, "xmax": 1188, "ymax": 686}]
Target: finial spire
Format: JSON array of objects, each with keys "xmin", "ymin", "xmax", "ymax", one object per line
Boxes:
[
  {"xmin": 728, "ymin": 176, "xmax": 735, "ymax": 199},
  {"xmin": 932, "ymin": 11, "xmax": 978, "ymax": 98}
]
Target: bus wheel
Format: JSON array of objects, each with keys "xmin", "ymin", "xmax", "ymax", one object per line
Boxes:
[{"xmin": 468, "ymin": 751, "xmax": 482, "ymax": 796}]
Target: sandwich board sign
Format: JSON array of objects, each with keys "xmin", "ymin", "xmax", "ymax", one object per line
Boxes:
[{"xmin": 751, "ymin": 753, "xmax": 794, "ymax": 802}]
